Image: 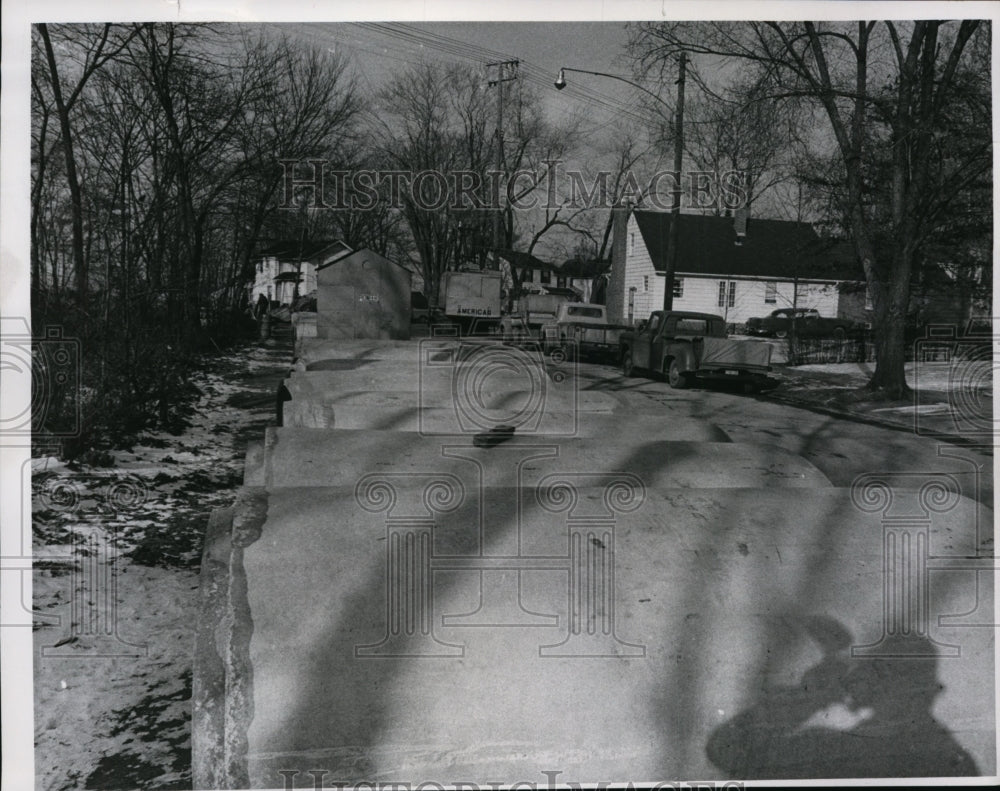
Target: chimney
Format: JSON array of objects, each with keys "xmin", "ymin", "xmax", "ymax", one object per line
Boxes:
[{"xmin": 733, "ymin": 207, "xmax": 748, "ymax": 246}]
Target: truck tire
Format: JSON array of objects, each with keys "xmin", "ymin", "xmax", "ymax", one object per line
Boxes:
[
  {"xmin": 621, "ymin": 350, "xmax": 634, "ymax": 377},
  {"xmin": 667, "ymin": 358, "xmax": 688, "ymax": 389},
  {"xmin": 775, "ymin": 329, "xmax": 788, "ymax": 339},
  {"xmin": 833, "ymin": 326, "xmax": 847, "ymax": 341}
]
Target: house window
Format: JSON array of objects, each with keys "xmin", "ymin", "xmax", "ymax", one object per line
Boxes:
[
  {"xmin": 629, "ymin": 232, "xmax": 636, "ymax": 254},
  {"xmin": 540, "ymin": 269, "xmax": 551, "ymax": 285},
  {"xmin": 719, "ymin": 280, "xmax": 735, "ymax": 308},
  {"xmin": 765, "ymin": 281, "xmax": 777, "ymax": 303},
  {"xmin": 557, "ymin": 275, "xmax": 567, "ymax": 288},
  {"xmin": 643, "ymin": 275, "xmax": 649, "ymax": 292},
  {"xmin": 673, "ymin": 278, "xmax": 683, "ymax": 299}
]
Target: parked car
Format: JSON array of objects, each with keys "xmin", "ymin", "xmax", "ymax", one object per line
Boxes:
[
  {"xmin": 620, "ymin": 310, "xmax": 772, "ymax": 390},
  {"xmin": 500, "ymin": 293, "xmax": 573, "ymax": 345},
  {"xmin": 540, "ymin": 303, "xmax": 630, "ymax": 362},
  {"xmin": 745, "ymin": 308, "xmax": 866, "ymax": 339}
]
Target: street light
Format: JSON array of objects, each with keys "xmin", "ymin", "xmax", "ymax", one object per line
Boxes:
[
  {"xmin": 554, "ymin": 59, "xmax": 687, "ymax": 312},
  {"xmin": 554, "ymin": 67, "xmax": 673, "ymax": 114}
]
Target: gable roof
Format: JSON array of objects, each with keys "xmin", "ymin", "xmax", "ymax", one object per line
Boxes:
[
  {"xmin": 632, "ymin": 210, "xmax": 862, "ymax": 282},
  {"xmin": 565, "ymin": 259, "xmax": 611, "ymax": 278},
  {"xmin": 497, "ymin": 249, "xmax": 554, "ymax": 272},
  {"xmin": 315, "ymin": 248, "xmax": 413, "ymax": 273},
  {"xmin": 259, "ymin": 239, "xmax": 352, "ymax": 261}
]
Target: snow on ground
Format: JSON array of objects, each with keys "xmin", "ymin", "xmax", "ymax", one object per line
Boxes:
[
  {"xmin": 791, "ymin": 361, "xmax": 994, "ymax": 394},
  {"xmin": 32, "ymin": 338, "xmax": 292, "ymax": 791}
]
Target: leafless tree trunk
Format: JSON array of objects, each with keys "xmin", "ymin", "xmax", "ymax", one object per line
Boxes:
[{"xmin": 629, "ymin": 19, "xmax": 987, "ymax": 398}]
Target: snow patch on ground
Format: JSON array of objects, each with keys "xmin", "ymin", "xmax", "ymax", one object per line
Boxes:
[{"xmin": 32, "ymin": 340, "xmax": 290, "ymax": 791}]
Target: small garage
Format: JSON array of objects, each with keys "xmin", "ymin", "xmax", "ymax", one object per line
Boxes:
[{"xmin": 316, "ymin": 249, "xmax": 412, "ymax": 340}]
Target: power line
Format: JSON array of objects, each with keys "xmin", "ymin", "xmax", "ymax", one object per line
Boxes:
[
  {"xmin": 288, "ymin": 22, "xmax": 707, "ymax": 134},
  {"xmin": 349, "ymin": 22, "xmax": 667, "ymax": 127}
]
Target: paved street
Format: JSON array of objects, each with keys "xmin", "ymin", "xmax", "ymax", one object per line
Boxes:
[
  {"xmin": 194, "ymin": 339, "xmax": 995, "ymax": 788},
  {"xmin": 574, "ymin": 360, "xmax": 994, "ymax": 509}
]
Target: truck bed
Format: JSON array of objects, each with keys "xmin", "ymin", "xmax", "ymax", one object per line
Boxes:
[{"xmin": 699, "ymin": 337, "xmax": 772, "ymax": 371}]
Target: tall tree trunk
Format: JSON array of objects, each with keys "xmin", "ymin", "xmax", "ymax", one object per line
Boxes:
[{"xmin": 39, "ymin": 24, "xmax": 87, "ymax": 309}]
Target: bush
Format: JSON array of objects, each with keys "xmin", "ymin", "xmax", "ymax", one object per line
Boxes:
[{"xmin": 31, "ymin": 291, "xmax": 227, "ymax": 460}]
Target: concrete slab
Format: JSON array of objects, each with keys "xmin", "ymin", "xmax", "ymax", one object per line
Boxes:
[
  {"xmin": 253, "ymin": 427, "xmax": 831, "ymax": 489},
  {"xmin": 281, "ymin": 405, "xmax": 730, "ymax": 441},
  {"xmin": 284, "ymin": 360, "xmax": 594, "ymax": 396},
  {"xmin": 294, "ymin": 338, "xmax": 461, "ymax": 368},
  {"xmin": 282, "ymin": 383, "xmax": 621, "ymax": 432},
  {"xmin": 198, "ymin": 485, "xmax": 994, "ymax": 786}
]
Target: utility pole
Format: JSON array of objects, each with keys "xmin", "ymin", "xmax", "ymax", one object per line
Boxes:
[
  {"xmin": 663, "ymin": 52, "xmax": 686, "ymax": 312},
  {"xmin": 487, "ymin": 59, "xmax": 519, "ymax": 269},
  {"xmin": 294, "ymin": 222, "xmax": 306, "ymax": 303}
]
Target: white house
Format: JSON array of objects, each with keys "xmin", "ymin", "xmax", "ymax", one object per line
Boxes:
[
  {"xmin": 250, "ymin": 240, "xmax": 353, "ymax": 306},
  {"xmin": 496, "ymin": 250, "xmax": 609, "ymax": 304},
  {"xmin": 607, "ymin": 209, "xmax": 868, "ymax": 326}
]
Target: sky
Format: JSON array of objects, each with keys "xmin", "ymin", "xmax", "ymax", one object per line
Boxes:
[
  {"xmin": 279, "ymin": 20, "xmax": 650, "ymax": 132},
  {"xmin": 273, "ymin": 20, "xmax": 672, "ymax": 257}
]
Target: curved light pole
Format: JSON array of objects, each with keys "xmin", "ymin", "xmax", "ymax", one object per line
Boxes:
[
  {"xmin": 555, "ymin": 58, "xmax": 687, "ymax": 312},
  {"xmin": 554, "ymin": 67, "xmax": 673, "ymax": 114}
]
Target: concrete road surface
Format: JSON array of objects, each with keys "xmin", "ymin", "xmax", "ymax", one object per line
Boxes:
[{"xmin": 195, "ymin": 339, "xmax": 995, "ymax": 788}]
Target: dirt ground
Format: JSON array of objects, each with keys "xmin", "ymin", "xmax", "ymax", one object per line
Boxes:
[{"xmin": 32, "ymin": 335, "xmax": 292, "ymax": 791}]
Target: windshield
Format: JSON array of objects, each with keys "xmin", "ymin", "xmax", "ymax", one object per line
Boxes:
[
  {"xmin": 675, "ymin": 318, "xmax": 709, "ymax": 334},
  {"xmin": 566, "ymin": 306, "xmax": 604, "ymax": 318}
]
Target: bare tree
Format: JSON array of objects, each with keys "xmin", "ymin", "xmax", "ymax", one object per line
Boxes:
[
  {"xmin": 629, "ymin": 20, "xmax": 989, "ymax": 398},
  {"xmin": 377, "ymin": 62, "xmax": 581, "ymax": 308},
  {"xmin": 36, "ymin": 24, "xmax": 136, "ymax": 309},
  {"xmin": 677, "ymin": 75, "xmax": 805, "ymax": 215}
]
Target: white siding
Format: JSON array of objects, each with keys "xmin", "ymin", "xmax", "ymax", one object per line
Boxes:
[
  {"xmin": 301, "ymin": 262, "xmax": 317, "ymax": 295},
  {"xmin": 622, "ymin": 214, "xmax": 659, "ymax": 321},
  {"xmin": 619, "ymin": 213, "xmax": 844, "ymax": 324},
  {"xmin": 793, "ymin": 282, "xmax": 839, "ymax": 316},
  {"xmin": 663, "ymin": 276, "xmax": 841, "ymax": 323},
  {"xmin": 671, "ymin": 276, "xmax": 719, "ymax": 316},
  {"xmin": 251, "ymin": 256, "xmax": 279, "ymax": 304},
  {"xmin": 250, "ymin": 256, "xmax": 318, "ymax": 305}
]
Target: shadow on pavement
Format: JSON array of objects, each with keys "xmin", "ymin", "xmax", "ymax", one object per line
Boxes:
[{"xmin": 705, "ymin": 620, "xmax": 978, "ymax": 779}]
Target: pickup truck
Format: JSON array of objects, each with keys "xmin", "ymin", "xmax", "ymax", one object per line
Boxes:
[
  {"xmin": 500, "ymin": 293, "xmax": 572, "ymax": 345},
  {"xmin": 619, "ymin": 310, "xmax": 772, "ymax": 389},
  {"xmin": 745, "ymin": 307, "xmax": 866, "ymax": 339},
  {"xmin": 540, "ymin": 303, "xmax": 629, "ymax": 361}
]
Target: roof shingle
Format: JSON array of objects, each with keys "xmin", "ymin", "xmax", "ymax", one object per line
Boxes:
[{"xmin": 633, "ymin": 211, "xmax": 862, "ymax": 281}]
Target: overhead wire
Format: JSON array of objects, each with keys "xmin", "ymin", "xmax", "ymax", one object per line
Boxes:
[
  {"xmin": 285, "ymin": 20, "xmax": 722, "ymax": 134},
  {"xmin": 348, "ymin": 21, "xmax": 672, "ymax": 127},
  {"xmin": 280, "ymin": 19, "xmax": 698, "ymax": 149}
]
